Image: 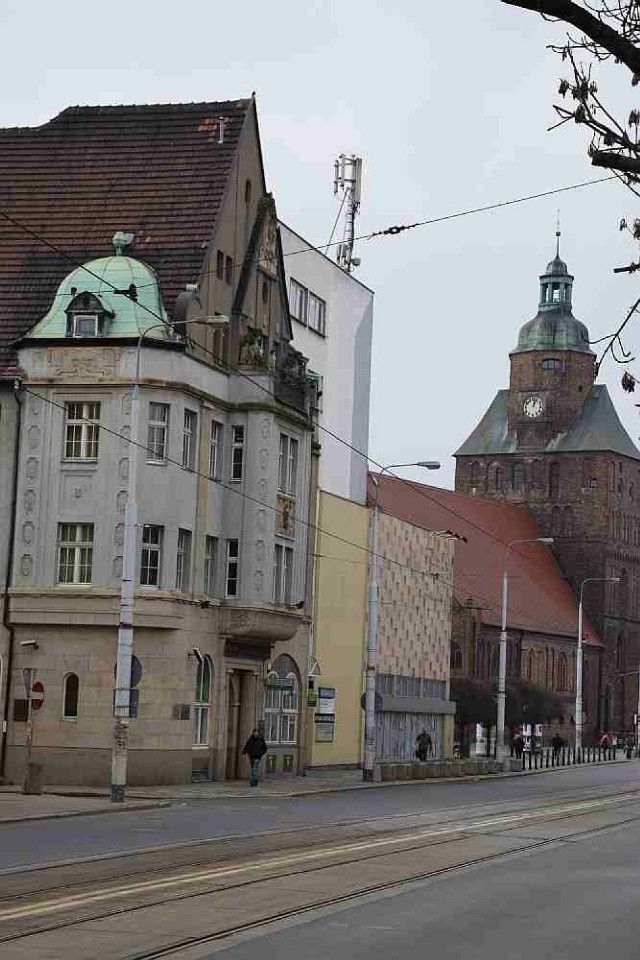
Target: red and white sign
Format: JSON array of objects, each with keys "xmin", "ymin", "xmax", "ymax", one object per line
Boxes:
[{"xmin": 31, "ymin": 681, "xmax": 44, "ymax": 711}]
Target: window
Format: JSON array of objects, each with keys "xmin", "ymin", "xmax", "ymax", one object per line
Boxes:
[
  {"xmin": 209, "ymin": 420, "xmax": 223, "ymax": 479},
  {"xmin": 182, "ymin": 410, "xmax": 197, "ymax": 470},
  {"xmin": 176, "ymin": 529, "xmax": 192, "ymax": 591},
  {"xmin": 70, "ymin": 314, "xmax": 99, "ymax": 338},
  {"xmin": 451, "ymin": 643, "xmax": 462, "ymax": 670},
  {"xmin": 62, "ymin": 673, "xmax": 79, "ymax": 719},
  {"xmin": 231, "ymin": 425, "xmax": 245, "ymax": 481},
  {"xmin": 262, "ymin": 279, "xmax": 270, "ymax": 304},
  {"xmin": 469, "ymin": 461, "xmax": 480, "ymax": 487},
  {"xmin": 278, "ymin": 434, "xmax": 299, "ymax": 495},
  {"xmin": 225, "ymin": 255, "xmax": 233, "ymax": 285},
  {"xmin": 147, "ymin": 403, "xmax": 169, "ymax": 463},
  {"xmin": 193, "ymin": 654, "xmax": 213, "ymax": 746},
  {"xmin": 557, "ymin": 653, "xmax": 568, "ymax": 692},
  {"xmin": 245, "ymin": 179, "xmax": 252, "ymax": 204},
  {"xmin": 64, "ymin": 402, "xmax": 100, "ymax": 460},
  {"xmin": 225, "ymin": 539, "xmax": 239, "ymax": 597},
  {"xmin": 216, "ymin": 250, "xmax": 224, "ymax": 280},
  {"xmin": 273, "ymin": 544, "xmax": 294, "ymax": 603},
  {"xmin": 57, "ymin": 523, "xmax": 94, "ymax": 584},
  {"xmin": 140, "ymin": 524, "xmax": 163, "ymax": 587},
  {"xmin": 541, "ymin": 358, "xmax": 562, "ymax": 370},
  {"xmin": 549, "ymin": 462, "xmax": 560, "ymax": 499},
  {"xmin": 289, "ymin": 279, "xmax": 308, "ymax": 323},
  {"xmin": 204, "ymin": 536, "xmax": 218, "ymax": 597},
  {"xmin": 264, "ymin": 655, "xmax": 299, "ymax": 745},
  {"xmin": 308, "ymin": 292, "xmax": 326, "ymax": 335},
  {"xmin": 512, "ymin": 462, "xmax": 524, "ymax": 493}
]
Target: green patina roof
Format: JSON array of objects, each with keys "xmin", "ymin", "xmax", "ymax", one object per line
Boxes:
[{"xmin": 27, "ymin": 247, "xmax": 170, "ymax": 340}]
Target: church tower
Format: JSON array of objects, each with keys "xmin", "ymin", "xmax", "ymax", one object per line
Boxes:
[{"xmin": 455, "ymin": 238, "xmax": 640, "ymax": 736}]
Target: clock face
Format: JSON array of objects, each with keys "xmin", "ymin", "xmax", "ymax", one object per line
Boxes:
[{"xmin": 523, "ymin": 396, "xmax": 544, "ymax": 419}]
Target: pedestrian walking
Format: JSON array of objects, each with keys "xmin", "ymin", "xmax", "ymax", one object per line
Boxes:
[
  {"xmin": 415, "ymin": 730, "xmax": 433, "ymax": 761},
  {"xmin": 513, "ymin": 734, "xmax": 524, "ymax": 759},
  {"xmin": 552, "ymin": 732, "xmax": 563, "ymax": 760},
  {"xmin": 242, "ymin": 728, "xmax": 268, "ymax": 787}
]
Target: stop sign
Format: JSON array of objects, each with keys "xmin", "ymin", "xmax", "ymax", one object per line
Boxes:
[{"xmin": 31, "ymin": 681, "xmax": 44, "ymax": 711}]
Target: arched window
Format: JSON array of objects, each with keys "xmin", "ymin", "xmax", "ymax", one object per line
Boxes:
[
  {"xmin": 194, "ymin": 654, "xmax": 213, "ymax": 745},
  {"xmin": 549, "ymin": 462, "xmax": 560, "ymax": 499},
  {"xmin": 495, "ymin": 465, "xmax": 504, "ymax": 491},
  {"xmin": 537, "ymin": 651, "xmax": 545, "ymax": 687},
  {"xmin": 62, "ymin": 673, "xmax": 79, "ymax": 719},
  {"xmin": 469, "ymin": 461, "xmax": 480, "ymax": 488},
  {"xmin": 451, "ymin": 643, "xmax": 462, "ymax": 670},
  {"xmin": 557, "ymin": 654, "xmax": 568, "ymax": 692},
  {"xmin": 488, "ymin": 462, "xmax": 500, "ymax": 492},
  {"xmin": 512, "ymin": 462, "xmax": 524, "ymax": 493},
  {"xmin": 563, "ymin": 506, "xmax": 573, "ymax": 537},
  {"xmin": 526, "ymin": 650, "xmax": 534, "ymax": 681},
  {"xmin": 531, "ymin": 460, "xmax": 542, "ymax": 489},
  {"xmin": 541, "ymin": 358, "xmax": 562, "ymax": 370},
  {"xmin": 264, "ymin": 654, "xmax": 300, "ymax": 745},
  {"xmin": 551, "ymin": 506, "xmax": 561, "ymax": 535}
]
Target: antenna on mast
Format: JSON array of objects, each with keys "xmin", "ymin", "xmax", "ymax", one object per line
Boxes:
[{"xmin": 333, "ymin": 154, "xmax": 363, "ymax": 273}]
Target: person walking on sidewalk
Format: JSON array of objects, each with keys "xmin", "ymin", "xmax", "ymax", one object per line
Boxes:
[{"xmin": 242, "ymin": 728, "xmax": 268, "ymax": 787}]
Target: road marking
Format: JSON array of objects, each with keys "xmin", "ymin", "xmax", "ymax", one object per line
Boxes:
[{"xmin": 1, "ymin": 793, "xmax": 636, "ymax": 924}]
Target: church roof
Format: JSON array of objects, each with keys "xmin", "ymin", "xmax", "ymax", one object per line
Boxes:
[
  {"xmin": 369, "ymin": 475, "xmax": 601, "ymax": 644},
  {"xmin": 454, "ymin": 384, "xmax": 640, "ymax": 460},
  {"xmin": 0, "ymin": 99, "xmax": 252, "ymax": 377}
]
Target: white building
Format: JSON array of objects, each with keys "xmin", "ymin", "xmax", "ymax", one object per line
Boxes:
[{"xmin": 279, "ymin": 223, "xmax": 374, "ymax": 503}]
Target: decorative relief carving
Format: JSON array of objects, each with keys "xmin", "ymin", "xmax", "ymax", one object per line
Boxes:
[
  {"xmin": 255, "ymin": 508, "xmax": 267, "ymax": 532},
  {"xmin": 30, "ymin": 353, "xmax": 47, "ymax": 381},
  {"xmin": 118, "ymin": 458, "xmax": 130, "ymax": 482},
  {"xmin": 254, "ymin": 570, "xmax": 264, "ymax": 595},
  {"xmin": 60, "ymin": 474, "xmax": 93, "ymax": 511},
  {"xmin": 120, "ymin": 426, "xmax": 131, "ymax": 444},
  {"xmin": 122, "ymin": 393, "xmax": 132, "ymax": 416},
  {"xmin": 26, "ymin": 457, "xmax": 39, "ymax": 481},
  {"xmin": 276, "ymin": 495, "xmax": 295, "ymax": 539},
  {"xmin": 27, "ymin": 425, "xmax": 41, "ymax": 450},
  {"xmin": 116, "ymin": 490, "xmax": 128, "ymax": 514},
  {"xmin": 260, "ymin": 417, "xmax": 271, "ymax": 440},
  {"xmin": 255, "ymin": 539, "xmax": 265, "ymax": 562},
  {"xmin": 257, "ymin": 478, "xmax": 268, "ymax": 503},
  {"xmin": 20, "ymin": 555, "xmax": 33, "ymax": 578},
  {"xmin": 22, "ymin": 490, "xmax": 36, "ymax": 515},
  {"xmin": 46, "ymin": 347, "xmax": 121, "ymax": 380},
  {"xmin": 114, "ymin": 523, "xmax": 125, "ymax": 547},
  {"xmin": 259, "ymin": 448, "xmax": 269, "ymax": 470},
  {"xmin": 113, "ymin": 557, "xmax": 123, "ymax": 579},
  {"xmin": 22, "ymin": 522, "xmax": 35, "ymax": 545}
]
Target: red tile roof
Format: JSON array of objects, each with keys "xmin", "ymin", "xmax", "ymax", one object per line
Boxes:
[
  {"xmin": 370, "ymin": 475, "xmax": 601, "ymax": 646},
  {"xmin": 0, "ymin": 99, "xmax": 252, "ymax": 377}
]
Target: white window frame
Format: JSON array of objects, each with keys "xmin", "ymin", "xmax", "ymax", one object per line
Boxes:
[
  {"xmin": 182, "ymin": 409, "xmax": 198, "ymax": 470},
  {"xmin": 70, "ymin": 314, "xmax": 99, "ymax": 338},
  {"xmin": 308, "ymin": 291, "xmax": 326, "ymax": 336},
  {"xmin": 264, "ymin": 661, "xmax": 299, "ymax": 745},
  {"xmin": 209, "ymin": 420, "xmax": 223, "ymax": 479},
  {"xmin": 225, "ymin": 539, "xmax": 239, "ymax": 597},
  {"xmin": 273, "ymin": 543, "xmax": 294, "ymax": 604},
  {"xmin": 140, "ymin": 524, "xmax": 163, "ymax": 587},
  {"xmin": 193, "ymin": 654, "xmax": 213, "ymax": 747},
  {"xmin": 278, "ymin": 434, "xmax": 298, "ymax": 496},
  {"xmin": 289, "ymin": 278, "xmax": 308, "ymax": 324},
  {"xmin": 204, "ymin": 535, "xmax": 218, "ymax": 597},
  {"xmin": 57, "ymin": 523, "xmax": 94, "ymax": 584},
  {"xmin": 230, "ymin": 425, "xmax": 245, "ymax": 481},
  {"xmin": 147, "ymin": 402, "xmax": 169, "ymax": 463},
  {"xmin": 176, "ymin": 528, "xmax": 192, "ymax": 591},
  {"xmin": 64, "ymin": 401, "xmax": 100, "ymax": 461}
]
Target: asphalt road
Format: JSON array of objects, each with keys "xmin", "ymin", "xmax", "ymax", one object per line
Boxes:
[
  {"xmin": 212, "ymin": 811, "xmax": 640, "ymax": 960},
  {"xmin": 2, "ymin": 762, "xmax": 640, "ymax": 871}
]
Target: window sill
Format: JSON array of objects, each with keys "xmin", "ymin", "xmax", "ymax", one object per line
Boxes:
[
  {"xmin": 192, "ymin": 744, "xmax": 210, "ymax": 750},
  {"xmin": 61, "ymin": 459, "xmax": 99, "ymax": 465},
  {"xmin": 146, "ymin": 459, "xmax": 168, "ymax": 466},
  {"xmin": 61, "ymin": 716, "xmax": 78, "ymax": 722},
  {"xmin": 229, "ymin": 478, "xmax": 243, "ymax": 483}
]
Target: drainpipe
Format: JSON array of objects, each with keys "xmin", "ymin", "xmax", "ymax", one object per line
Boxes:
[{"xmin": 0, "ymin": 380, "xmax": 23, "ymax": 781}]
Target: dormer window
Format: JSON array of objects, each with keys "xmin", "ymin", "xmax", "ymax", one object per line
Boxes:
[
  {"xmin": 71, "ymin": 314, "xmax": 100, "ymax": 338},
  {"xmin": 65, "ymin": 292, "xmax": 112, "ymax": 339}
]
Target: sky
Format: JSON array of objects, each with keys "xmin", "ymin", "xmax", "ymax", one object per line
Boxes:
[{"xmin": 2, "ymin": 0, "xmax": 639, "ymax": 488}]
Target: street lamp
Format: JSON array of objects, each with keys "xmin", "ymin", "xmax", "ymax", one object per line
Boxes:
[
  {"xmin": 363, "ymin": 460, "xmax": 441, "ymax": 782},
  {"xmin": 576, "ymin": 577, "xmax": 619, "ymax": 753},
  {"xmin": 111, "ymin": 316, "xmax": 217, "ymax": 802},
  {"xmin": 497, "ymin": 537, "xmax": 554, "ymax": 763}
]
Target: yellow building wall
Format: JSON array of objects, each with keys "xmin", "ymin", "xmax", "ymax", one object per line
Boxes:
[{"xmin": 308, "ymin": 491, "xmax": 369, "ymax": 767}]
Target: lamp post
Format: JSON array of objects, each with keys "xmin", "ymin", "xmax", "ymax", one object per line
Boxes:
[
  {"xmin": 111, "ymin": 317, "xmax": 215, "ymax": 802},
  {"xmin": 497, "ymin": 536, "xmax": 554, "ymax": 763},
  {"xmin": 363, "ymin": 460, "xmax": 441, "ymax": 782},
  {"xmin": 576, "ymin": 577, "xmax": 619, "ymax": 753}
]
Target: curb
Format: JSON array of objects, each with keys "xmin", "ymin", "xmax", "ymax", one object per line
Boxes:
[{"xmin": 0, "ymin": 799, "xmax": 171, "ymax": 825}]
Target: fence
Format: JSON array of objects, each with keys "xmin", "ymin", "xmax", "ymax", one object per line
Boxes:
[{"xmin": 513, "ymin": 745, "xmax": 628, "ymax": 771}]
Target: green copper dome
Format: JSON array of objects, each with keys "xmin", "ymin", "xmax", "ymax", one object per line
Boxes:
[
  {"xmin": 27, "ymin": 235, "xmax": 170, "ymax": 341},
  {"xmin": 512, "ymin": 244, "xmax": 594, "ymax": 356}
]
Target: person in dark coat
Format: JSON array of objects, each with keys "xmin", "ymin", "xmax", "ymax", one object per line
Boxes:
[
  {"xmin": 415, "ymin": 730, "xmax": 433, "ymax": 761},
  {"xmin": 513, "ymin": 735, "xmax": 524, "ymax": 759},
  {"xmin": 552, "ymin": 733, "xmax": 563, "ymax": 760},
  {"xmin": 242, "ymin": 728, "xmax": 268, "ymax": 786}
]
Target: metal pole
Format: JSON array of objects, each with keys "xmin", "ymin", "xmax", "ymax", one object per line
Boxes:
[
  {"xmin": 363, "ymin": 503, "xmax": 379, "ymax": 781},
  {"xmin": 576, "ymin": 591, "xmax": 584, "ymax": 752},
  {"xmin": 497, "ymin": 565, "xmax": 508, "ymax": 761}
]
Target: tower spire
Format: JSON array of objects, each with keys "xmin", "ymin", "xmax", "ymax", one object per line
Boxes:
[{"xmin": 555, "ymin": 209, "xmax": 561, "ymax": 257}]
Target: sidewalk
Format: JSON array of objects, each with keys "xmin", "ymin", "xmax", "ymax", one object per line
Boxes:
[{"xmin": 0, "ymin": 787, "xmax": 169, "ymax": 824}]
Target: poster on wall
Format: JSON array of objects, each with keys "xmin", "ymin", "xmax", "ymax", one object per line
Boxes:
[{"xmin": 314, "ymin": 686, "xmax": 336, "ymax": 742}]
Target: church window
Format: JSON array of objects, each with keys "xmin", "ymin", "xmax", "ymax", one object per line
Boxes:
[
  {"xmin": 541, "ymin": 358, "xmax": 562, "ymax": 370},
  {"xmin": 531, "ymin": 460, "xmax": 542, "ymax": 489},
  {"xmin": 526, "ymin": 650, "xmax": 534, "ymax": 681},
  {"xmin": 630, "ymin": 483, "xmax": 635, "ymax": 503},
  {"xmin": 451, "ymin": 643, "xmax": 462, "ymax": 670},
  {"xmin": 563, "ymin": 507, "xmax": 573, "ymax": 537},
  {"xmin": 549, "ymin": 462, "xmax": 560, "ymax": 499},
  {"xmin": 470, "ymin": 461, "xmax": 480, "ymax": 487},
  {"xmin": 512, "ymin": 462, "xmax": 524, "ymax": 493},
  {"xmin": 557, "ymin": 654, "xmax": 568, "ymax": 692},
  {"xmin": 551, "ymin": 506, "xmax": 561, "ymax": 535}
]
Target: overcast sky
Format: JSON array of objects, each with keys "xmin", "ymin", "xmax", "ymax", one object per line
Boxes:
[{"xmin": 2, "ymin": 0, "xmax": 639, "ymax": 488}]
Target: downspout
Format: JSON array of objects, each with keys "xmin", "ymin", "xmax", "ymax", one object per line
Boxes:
[{"xmin": 0, "ymin": 379, "xmax": 23, "ymax": 781}]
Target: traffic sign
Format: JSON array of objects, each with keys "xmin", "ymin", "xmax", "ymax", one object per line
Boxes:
[{"xmin": 31, "ymin": 680, "xmax": 44, "ymax": 711}]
